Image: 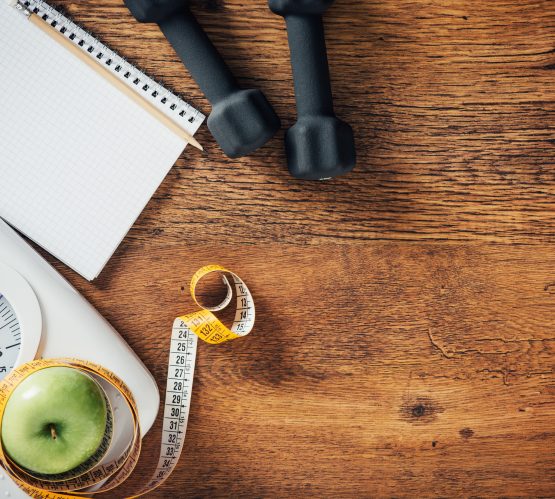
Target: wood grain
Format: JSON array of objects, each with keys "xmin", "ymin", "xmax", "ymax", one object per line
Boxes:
[
  {"xmin": 30, "ymin": 0, "xmax": 555, "ymax": 496},
  {"xmin": 57, "ymin": 243, "xmax": 553, "ymax": 498},
  {"xmin": 54, "ymin": 0, "xmax": 555, "ymax": 245}
]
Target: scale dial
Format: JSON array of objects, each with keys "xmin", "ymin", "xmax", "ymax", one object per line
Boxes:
[
  {"xmin": 0, "ymin": 295, "xmax": 21, "ymax": 379},
  {"xmin": 0, "ymin": 262, "xmax": 42, "ymax": 380}
]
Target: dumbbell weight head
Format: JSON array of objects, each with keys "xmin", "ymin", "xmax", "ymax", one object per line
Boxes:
[
  {"xmin": 269, "ymin": 0, "xmax": 335, "ymax": 16},
  {"xmin": 286, "ymin": 115, "xmax": 355, "ymax": 180},
  {"xmin": 209, "ymin": 89, "xmax": 281, "ymax": 159}
]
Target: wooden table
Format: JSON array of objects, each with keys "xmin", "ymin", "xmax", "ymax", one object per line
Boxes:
[{"xmin": 47, "ymin": 0, "xmax": 555, "ymax": 496}]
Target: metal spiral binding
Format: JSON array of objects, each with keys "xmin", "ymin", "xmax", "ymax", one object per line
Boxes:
[{"xmin": 22, "ymin": 0, "xmax": 205, "ymax": 131}]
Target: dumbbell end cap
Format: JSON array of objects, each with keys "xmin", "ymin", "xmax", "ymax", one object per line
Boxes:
[
  {"xmin": 207, "ymin": 89, "xmax": 281, "ymax": 158},
  {"xmin": 285, "ymin": 116, "xmax": 356, "ymax": 180}
]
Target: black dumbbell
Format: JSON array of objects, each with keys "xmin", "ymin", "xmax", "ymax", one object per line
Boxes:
[
  {"xmin": 125, "ymin": 0, "xmax": 281, "ymax": 158},
  {"xmin": 269, "ymin": 0, "xmax": 356, "ymax": 180}
]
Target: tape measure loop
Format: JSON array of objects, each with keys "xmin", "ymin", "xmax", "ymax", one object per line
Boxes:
[
  {"xmin": 187, "ymin": 265, "xmax": 255, "ymax": 344},
  {"xmin": 0, "ymin": 266, "xmax": 255, "ymax": 498}
]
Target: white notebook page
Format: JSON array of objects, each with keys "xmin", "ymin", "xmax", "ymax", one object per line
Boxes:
[{"xmin": 0, "ymin": 2, "xmax": 197, "ymax": 280}]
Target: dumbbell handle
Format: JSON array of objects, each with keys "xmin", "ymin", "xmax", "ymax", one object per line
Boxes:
[
  {"xmin": 285, "ymin": 15, "xmax": 334, "ymax": 117},
  {"xmin": 159, "ymin": 9, "xmax": 239, "ymax": 104}
]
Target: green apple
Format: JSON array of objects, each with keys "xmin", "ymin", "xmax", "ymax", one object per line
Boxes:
[{"xmin": 1, "ymin": 366, "xmax": 108, "ymax": 475}]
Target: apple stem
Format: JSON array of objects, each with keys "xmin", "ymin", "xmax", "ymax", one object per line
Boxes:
[{"xmin": 49, "ymin": 424, "xmax": 57, "ymax": 440}]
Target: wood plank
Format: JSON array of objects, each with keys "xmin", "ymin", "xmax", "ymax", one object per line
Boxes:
[
  {"xmin": 51, "ymin": 0, "xmax": 555, "ymax": 245},
  {"xmin": 56, "ymin": 242, "xmax": 554, "ymax": 497},
  {"xmin": 26, "ymin": 0, "xmax": 555, "ymax": 496}
]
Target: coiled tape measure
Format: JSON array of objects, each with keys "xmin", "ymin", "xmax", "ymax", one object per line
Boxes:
[{"xmin": 0, "ymin": 265, "xmax": 255, "ymax": 498}]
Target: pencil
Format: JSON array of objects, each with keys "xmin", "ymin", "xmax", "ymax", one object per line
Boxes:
[{"xmin": 10, "ymin": 0, "xmax": 203, "ymax": 151}]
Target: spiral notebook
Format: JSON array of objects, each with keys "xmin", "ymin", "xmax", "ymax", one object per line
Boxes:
[{"xmin": 0, "ymin": 0, "xmax": 205, "ymax": 280}]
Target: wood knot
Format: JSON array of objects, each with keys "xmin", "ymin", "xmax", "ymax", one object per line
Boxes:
[
  {"xmin": 400, "ymin": 397, "xmax": 444, "ymax": 425},
  {"xmin": 412, "ymin": 404, "xmax": 426, "ymax": 417},
  {"xmin": 459, "ymin": 427, "xmax": 474, "ymax": 439}
]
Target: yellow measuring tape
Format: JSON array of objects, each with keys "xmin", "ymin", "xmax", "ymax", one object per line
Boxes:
[{"xmin": 0, "ymin": 265, "xmax": 255, "ymax": 498}]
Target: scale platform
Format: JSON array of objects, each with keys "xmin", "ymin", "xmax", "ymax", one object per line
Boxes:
[{"xmin": 0, "ymin": 219, "xmax": 160, "ymax": 497}]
